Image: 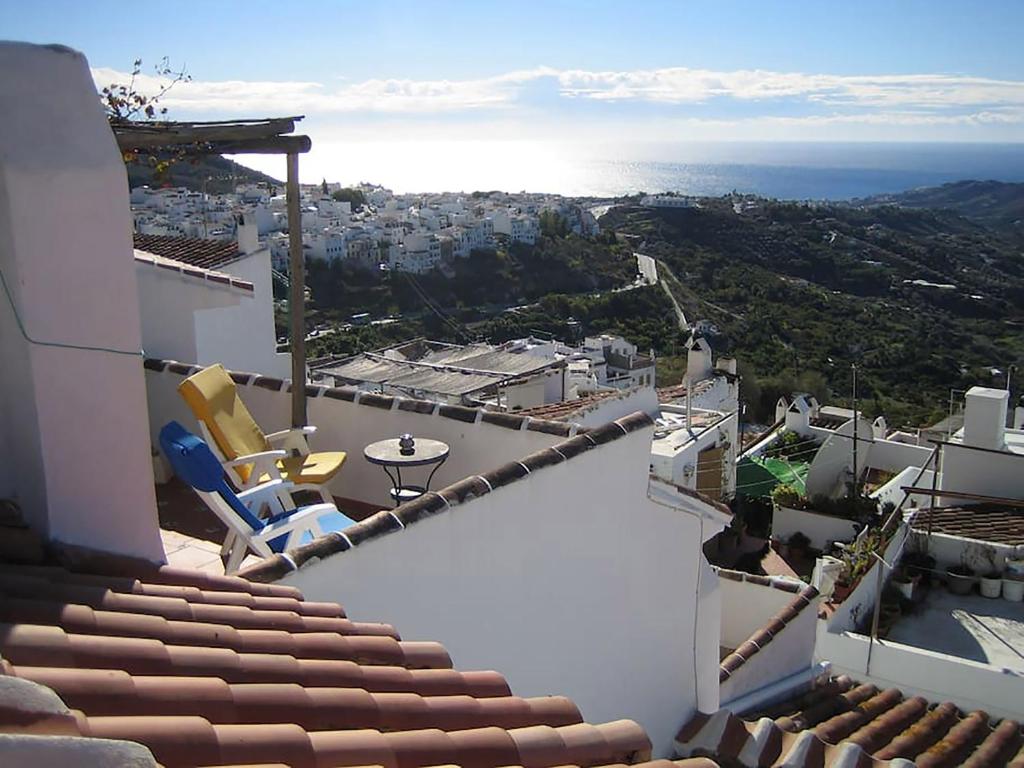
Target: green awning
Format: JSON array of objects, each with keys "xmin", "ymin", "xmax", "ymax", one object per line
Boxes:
[{"xmin": 737, "ymin": 455, "xmax": 809, "ymax": 498}]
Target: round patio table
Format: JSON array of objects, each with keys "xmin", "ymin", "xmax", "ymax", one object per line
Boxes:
[{"xmin": 364, "ymin": 437, "xmax": 450, "ymax": 507}]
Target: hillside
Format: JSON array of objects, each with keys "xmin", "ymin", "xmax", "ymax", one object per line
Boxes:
[
  {"xmin": 856, "ymin": 180, "xmax": 1024, "ymax": 233},
  {"xmin": 602, "ymin": 198, "xmax": 1024, "ymax": 425},
  {"xmin": 304, "ymin": 188, "xmax": 1023, "ymax": 427},
  {"xmin": 126, "ymin": 154, "xmax": 280, "ymax": 193}
]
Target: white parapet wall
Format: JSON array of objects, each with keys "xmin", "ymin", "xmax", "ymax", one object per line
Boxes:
[
  {"xmin": 269, "ymin": 421, "xmax": 728, "ymax": 757},
  {"xmin": 772, "ymin": 505, "xmax": 862, "ymax": 551},
  {"xmin": 717, "ymin": 570, "xmax": 808, "ymax": 650}
]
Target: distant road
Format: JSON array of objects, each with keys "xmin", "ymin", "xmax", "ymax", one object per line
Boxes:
[{"xmin": 636, "ymin": 252, "xmax": 688, "ymax": 330}]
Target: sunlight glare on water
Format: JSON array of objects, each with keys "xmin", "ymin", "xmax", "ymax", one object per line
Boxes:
[{"xmin": 235, "ymin": 141, "xmax": 1024, "ymax": 200}]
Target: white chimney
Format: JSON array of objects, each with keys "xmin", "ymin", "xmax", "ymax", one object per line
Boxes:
[
  {"xmin": 962, "ymin": 386, "xmax": 1009, "ymax": 450},
  {"xmin": 237, "ymin": 213, "xmax": 259, "ymax": 255},
  {"xmin": 686, "ymin": 336, "xmax": 712, "ymax": 382}
]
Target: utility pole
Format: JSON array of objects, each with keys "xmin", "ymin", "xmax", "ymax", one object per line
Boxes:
[{"xmin": 851, "ymin": 363, "xmax": 858, "ymax": 497}]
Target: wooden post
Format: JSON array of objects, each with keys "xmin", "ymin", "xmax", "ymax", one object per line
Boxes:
[{"xmin": 286, "ymin": 152, "xmax": 306, "ymax": 427}]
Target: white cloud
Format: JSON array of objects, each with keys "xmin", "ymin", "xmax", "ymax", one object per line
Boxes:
[
  {"xmin": 555, "ymin": 67, "xmax": 1024, "ymax": 109},
  {"xmin": 91, "ymin": 66, "xmax": 555, "ymax": 114},
  {"xmin": 91, "ymin": 64, "xmax": 1024, "ymax": 127}
]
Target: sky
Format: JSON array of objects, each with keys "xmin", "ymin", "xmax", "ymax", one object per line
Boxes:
[{"xmin": 4, "ymin": 0, "xmax": 1024, "ymax": 187}]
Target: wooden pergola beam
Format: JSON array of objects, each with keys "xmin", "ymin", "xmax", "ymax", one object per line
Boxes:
[
  {"xmin": 112, "ymin": 117, "xmax": 301, "ymax": 150},
  {"xmin": 111, "ymin": 115, "xmax": 312, "ymax": 424}
]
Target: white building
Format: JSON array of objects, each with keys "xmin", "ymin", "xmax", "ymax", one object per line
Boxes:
[{"xmin": 133, "ymin": 217, "xmax": 290, "ymax": 378}]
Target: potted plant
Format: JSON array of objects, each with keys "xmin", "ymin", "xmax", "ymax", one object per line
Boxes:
[
  {"xmin": 832, "ymin": 577, "xmax": 853, "ymax": 602},
  {"xmin": 946, "ymin": 564, "xmax": 976, "ymax": 596},
  {"xmin": 904, "ymin": 551, "xmax": 937, "ymax": 587},
  {"xmin": 980, "ymin": 570, "xmax": 1003, "ymax": 599},
  {"xmin": 892, "ymin": 567, "xmax": 916, "ymax": 600},
  {"xmin": 788, "ymin": 531, "xmax": 811, "ymax": 560},
  {"xmin": 771, "ymin": 483, "xmax": 807, "ymax": 510}
]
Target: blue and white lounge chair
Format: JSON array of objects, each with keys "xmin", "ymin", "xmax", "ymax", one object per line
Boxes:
[{"xmin": 159, "ymin": 421, "xmax": 356, "ymax": 573}]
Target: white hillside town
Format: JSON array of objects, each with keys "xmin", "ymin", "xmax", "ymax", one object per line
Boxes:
[
  {"xmin": 131, "ymin": 180, "xmax": 601, "ymax": 276},
  {"xmin": 2, "ymin": 39, "xmax": 1024, "ymax": 768}
]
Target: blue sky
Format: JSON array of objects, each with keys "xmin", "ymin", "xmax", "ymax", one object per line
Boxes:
[{"xmin": 5, "ymin": 0, "xmax": 1024, "ymax": 154}]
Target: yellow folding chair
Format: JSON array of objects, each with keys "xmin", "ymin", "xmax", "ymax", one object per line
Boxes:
[{"xmin": 178, "ymin": 364, "xmax": 346, "ymax": 503}]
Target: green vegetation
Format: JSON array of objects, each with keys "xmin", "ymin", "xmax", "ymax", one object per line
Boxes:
[
  {"xmin": 858, "ymin": 180, "xmax": 1024, "ymax": 235},
  {"xmin": 604, "ymin": 197, "xmax": 1024, "ymax": 426},
  {"xmin": 331, "ymin": 187, "xmax": 368, "ymax": 210},
  {"xmin": 303, "ymin": 184, "xmax": 1022, "ymax": 430}
]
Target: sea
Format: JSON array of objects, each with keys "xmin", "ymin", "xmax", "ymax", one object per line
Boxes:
[{"xmin": 268, "ymin": 140, "xmax": 1024, "ymax": 202}]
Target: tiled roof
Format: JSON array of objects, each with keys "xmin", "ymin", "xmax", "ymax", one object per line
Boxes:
[
  {"xmin": 675, "ymin": 675, "xmax": 1024, "ymax": 768},
  {"xmin": 237, "ymin": 412, "xmax": 657, "ymax": 583},
  {"xmin": 515, "ymin": 391, "xmax": 620, "ymax": 422},
  {"xmin": 134, "ymin": 234, "xmax": 242, "ymax": 270},
  {"xmin": 716, "ymin": 582, "xmax": 819, "ymax": 684},
  {"xmin": 656, "ymin": 379, "xmax": 714, "ymax": 406},
  {"xmin": 0, "ymin": 517, "xmax": 714, "ymax": 768},
  {"xmin": 134, "ymin": 250, "xmax": 254, "ymax": 293},
  {"xmin": 911, "ymin": 504, "xmax": 1024, "ymax": 546},
  {"xmin": 809, "ymin": 413, "xmax": 849, "ymax": 430}
]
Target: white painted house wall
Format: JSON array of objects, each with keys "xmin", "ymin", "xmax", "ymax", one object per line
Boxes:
[
  {"xmin": 940, "ymin": 442, "xmax": 1024, "ymax": 504},
  {"xmin": 718, "ymin": 576, "xmax": 809, "ymax": 650},
  {"xmin": 194, "ymin": 246, "xmax": 291, "ymax": 379},
  {"xmin": 279, "ymin": 430, "xmax": 726, "ymax": 757},
  {"xmin": 720, "ymin": 598, "xmax": 819, "ymax": 707},
  {"xmin": 136, "ymin": 261, "xmax": 245, "ymax": 365},
  {"xmin": 772, "ymin": 505, "xmax": 861, "ymax": 550},
  {"xmin": 0, "ymin": 43, "xmax": 162, "ymax": 560}
]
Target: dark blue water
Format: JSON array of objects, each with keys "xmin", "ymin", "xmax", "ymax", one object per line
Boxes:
[{"xmin": 585, "ymin": 142, "xmax": 1024, "ymax": 200}]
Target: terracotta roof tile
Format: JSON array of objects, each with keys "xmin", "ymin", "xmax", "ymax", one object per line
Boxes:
[
  {"xmin": 911, "ymin": 504, "xmax": 1024, "ymax": 546},
  {"xmin": 134, "ymin": 250, "xmax": 254, "ymax": 293},
  {"xmin": 133, "ymin": 234, "xmax": 242, "ymax": 270},
  {"xmin": 676, "ymin": 675, "xmax": 1024, "ymax": 768},
  {"xmin": 0, "ymin": 552, "xmax": 686, "ymax": 768},
  {"xmin": 515, "ymin": 391, "xmax": 620, "ymax": 422}
]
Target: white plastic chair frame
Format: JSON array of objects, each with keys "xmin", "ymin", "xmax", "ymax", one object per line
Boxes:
[{"xmin": 195, "ymin": 421, "xmax": 333, "ymax": 504}]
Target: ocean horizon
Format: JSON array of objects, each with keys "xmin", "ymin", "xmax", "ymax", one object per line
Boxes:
[{"xmin": 241, "ymin": 140, "xmax": 1024, "ymax": 202}]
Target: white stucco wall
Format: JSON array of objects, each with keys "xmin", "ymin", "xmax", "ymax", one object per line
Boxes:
[
  {"xmin": 0, "ymin": 43, "xmax": 162, "ymax": 560},
  {"xmin": 718, "ymin": 576, "xmax": 807, "ymax": 649},
  {"xmin": 145, "ymin": 367, "xmax": 573, "ymax": 508},
  {"xmin": 866, "ymin": 438, "xmax": 931, "ymax": 474},
  {"xmin": 577, "ymin": 387, "xmax": 660, "ymax": 428},
  {"xmin": 720, "ymin": 597, "xmax": 818, "ymax": 706},
  {"xmin": 136, "ymin": 262, "xmax": 244, "ymax": 365},
  {"xmin": 940, "ymin": 442, "xmax": 1024, "ymax": 504},
  {"xmin": 772, "ymin": 506, "xmax": 861, "ymax": 550},
  {"xmin": 280, "ymin": 429, "xmax": 721, "ymax": 757},
  {"xmin": 913, "ymin": 529, "xmax": 1020, "ymax": 573},
  {"xmin": 194, "ymin": 249, "xmax": 291, "ymax": 378}
]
